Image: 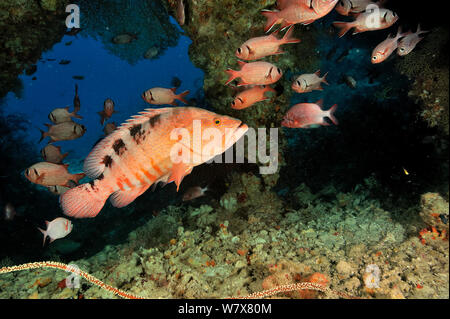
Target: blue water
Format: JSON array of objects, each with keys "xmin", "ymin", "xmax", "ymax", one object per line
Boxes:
[{"xmin": 3, "ymin": 18, "xmax": 203, "ymax": 161}]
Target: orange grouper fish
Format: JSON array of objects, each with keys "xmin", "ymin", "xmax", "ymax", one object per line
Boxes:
[{"xmin": 60, "ymin": 107, "xmax": 248, "ymax": 218}]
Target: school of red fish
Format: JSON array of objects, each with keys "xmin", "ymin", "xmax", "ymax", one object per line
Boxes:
[
  {"xmin": 20, "ymin": 0, "xmax": 428, "ymax": 246},
  {"xmin": 224, "ymin": 0, "xmax": 427, "ymax": 128}
]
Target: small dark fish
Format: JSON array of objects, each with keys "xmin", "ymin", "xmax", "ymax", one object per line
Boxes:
[
  {"xmin": 32, "ymin": 77, "xmax": 37, "ymax": 81},
  {"xmin": 176, "ymin": 0, "xmax": 186, "ymax": 26},
  {"xmin": 65, "ymin": 41, "xmax": 73, "ymax": 46},
  {"xmin": 73, "ymin": 84, "xmax": 81, "ymax": 113},
  {"xmin": 182, "ymin": 186, "xmax": 208, "ymax": 201},
  {"xmin": 47, "ymin": 58, "xmax": 56, "ymax": 61},
  {"xmin": 4, "ymin": 203, "xmax": 16, "ymax": 221},
  {"xmin": 144, "ymin": 47, "xmax": 159, "ymax": 59},
  {"xmin": 25, "ymin": 65, "xmax": 37, "ymax": 76},
  {"xmin": 343, "ymin": 75, "xmax": 357, "ymax": 89},
  {"xmin": 72, "ymin": 75, "xmax": 85, "ymax": 80},
  {"xmin": 336, "ymin": 48, "xmax": 350, "ymax": 63},
  {"xmin": 112, "ymin": 33, "xmax": 138, "ymax": 44},
  {"xmin": 59, "ymin": 60, "xmax": 71, "ymax": 65},
  {"xmin": 66, "ymin": 28, "xmax": 82, "ymax": 36},
  {"xmin": 103, "ymin": 122, "xmax": 117, "ymax": 136},
  {"xmin": 171, "ymin": 76, "xmax": 182, "ymax": 88}
]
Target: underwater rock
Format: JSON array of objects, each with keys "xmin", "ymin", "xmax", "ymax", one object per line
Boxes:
[
  {"xmin": 172, "ymin": 0, "xmax": 321, "ymax": 182},
  {"xmin": 40, "ymin": 0, "xmax": 59, "ymax": 11},
  {"xmin": 77, "ymin": 0, "xmax": 180, "ymax": 64},
  {"xmin": 395, "ymin": 27, "xmax": 449, "ymax": 136},
  {"xmin": 420, "ymin": 192, "xmax": 449, "ymax": 233},
  {"xmin": 0, "ymin": 0, "xmax": 69, "ymax": 98}
]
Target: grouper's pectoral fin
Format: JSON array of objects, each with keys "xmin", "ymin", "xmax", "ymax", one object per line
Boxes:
[{"xmin": 168, "ymin": 162, "xmax": 193, "ymax": 191}]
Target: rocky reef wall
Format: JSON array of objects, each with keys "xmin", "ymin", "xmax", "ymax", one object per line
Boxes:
[{"xmin": 0, "ymin": 0, "xmax": 70, "ymax": 98}]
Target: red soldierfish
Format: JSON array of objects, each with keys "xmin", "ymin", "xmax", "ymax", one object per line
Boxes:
[
  {"xmin": 41, "ymin": 144, "xmax": 69, "ymax": 164},
  {"xmin": 397, "ymin": 25, "xmax": 428, "ymax": 56},
  {"xmin": 182, "ymin": 186, "xmax": 208, "ymax": 201},
  {"xmin": 282, "ymin": 100, "xmax": 338, "ymax": 128},
  {"xmin": 292, "ymin": 70, "xmax": 329, "ymax": 93},
  {"xmin": 231, "ymin": 85, "xmax": 276, "ymax": 110},
  {"xmin": 103, "ymin": 122, "xmax": 117, "ymax": 136},
  {"xmin": 262, "ymin": 0, "xmax": 338, "ymax": 32},
  {"xmin": 98, "ymin": 98, "xmax": 117, "ymax": 125},
  {"xmin": 39, "ymin": 122, "xmax": 86, "ymax": 143},
  {"xmin": 235, "ymin": 26, "xmax": 300, "ymax": 61},
  {"xmin": 371, "ymin": 27, "xmax": 407, "ymax": 63},
  {"xmin": 333, "ymin": 8, "xmax": 398, "ymax": 37},
  {"xmin": 225, "ymin": 61, "xmax": 283, "ymax": 86},
  {"xmin": 335, "ymin": 0, "xmax": 385, "ymax": 16},
  {"xmin": 24, "ymin": 162, "xmax": 85, "ymax": 187},
  {"xmin": 176, "ymin": 0, "xmax": 185, "ymax": 26},
  {"xmin": 37, "ymin": 217, "xmax": 73, "ymax": 246},
  {"xmin": 59, "ymin": 107, "xmax": 248, "ymax": 218},
  {"xmin": 142, "ymin": 87, "xmax": 190, "ymax": 106},
  {"xmin": 48, "ymin": 106, "xmax": 82, "ymax": 124}
]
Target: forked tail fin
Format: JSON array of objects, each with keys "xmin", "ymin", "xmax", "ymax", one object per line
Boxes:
[
  {"xmin": 261, "ymin": 10, "xmax": 282, "ymax": 33},
  {"xmin": 225, "ymin": 69, "xmax": 239, "ymax": 86},
  {"xmin": 176, "ymin": 90, "xmax": 190, "ymax": 104},
  {"xmin": 281, "ymin": 25, "xmax": 301, "ymax": 44},
  {"xmin": 333, "ymin": 22, "xmax": 354, "ymax": 38},
  {"xmin": 328, "ymin": 104, "xmax": 339, "ymax": 125}
]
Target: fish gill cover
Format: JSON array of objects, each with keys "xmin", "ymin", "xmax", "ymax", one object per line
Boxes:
[{"xmin": 0, "ymin": 0, "xmax": 449, "ymax": 301}]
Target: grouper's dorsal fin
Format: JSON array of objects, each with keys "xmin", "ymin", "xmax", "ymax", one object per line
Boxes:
[{"xmin": 83, "ymin": 107, "xmax": 172, "ymax": 179}]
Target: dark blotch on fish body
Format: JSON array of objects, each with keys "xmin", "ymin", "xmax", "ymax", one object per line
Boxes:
[
  {"xmin": 59, "ymin": 60, "xmax": 71, "ymax": 65},
  {"xmin": 102, "ymin": 155, "xmax": 113, "ymax": 168},
  {"xmin": 149, "ymin": 114, "xmax": 161, "ymax": 127},
  {"xmin": 112, "ymin": 139, "xmax": 126, "ymax": 155},
  {"xmin": 129, "ymin": 124, "xmax": 142, "ymax": 139},
  {"xmin": 72, "ymin": 75, "xmax": 85, "ymax": 80}
]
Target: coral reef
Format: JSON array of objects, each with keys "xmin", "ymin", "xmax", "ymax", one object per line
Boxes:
[
  {"xmin": 420, "ymin": 193, "xmax": 449, "ymax": 233},
  {"xmin": 395, "ymin": 27, "xmax": 449, "ymax": 136},
  {"xmin": 76, "ymin": 0, "xmax": 181, "ymax": 64},
  {"xmin": 1, "ymin": 174, "xmax": 448, "ymax": 299},
  {"xmin": 0, "ymin": 0, "xmax": 69, "ymax": 98},
  {"xmin": 168, "ymin": 0, "xmax": 322, "ymax": 183}
]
